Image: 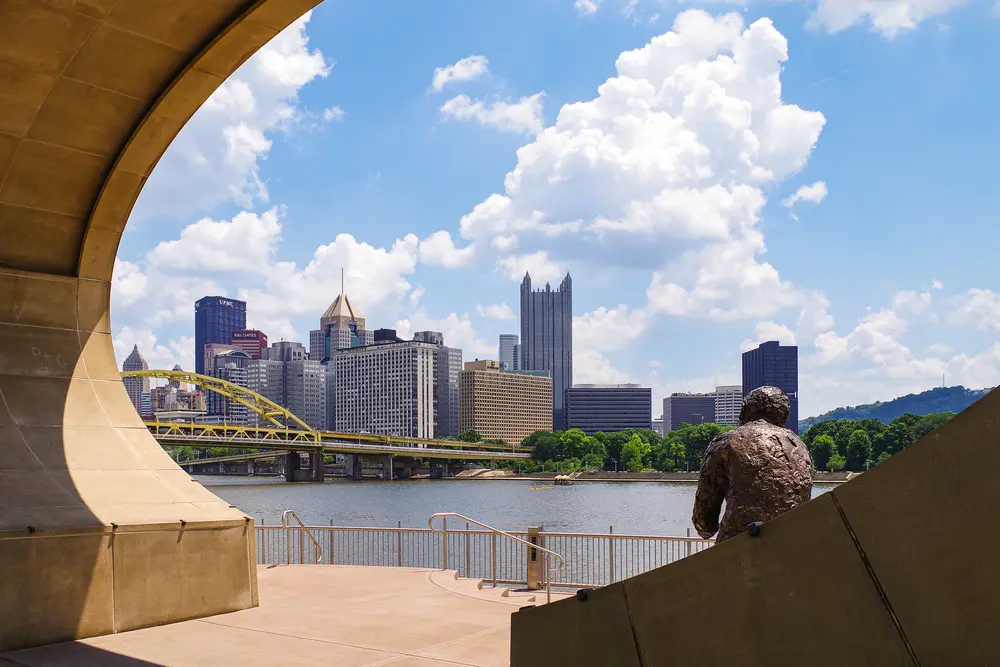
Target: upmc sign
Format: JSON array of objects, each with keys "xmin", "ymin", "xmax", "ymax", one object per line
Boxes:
[{"xmin": 218, "ymin": 299, "xmax": 236, "ymax": 308}]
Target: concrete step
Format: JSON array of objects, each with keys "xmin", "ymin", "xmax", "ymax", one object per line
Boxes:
[{"xmin": 428, "ymin": 569, "xmax": 574, "ymax": 607}]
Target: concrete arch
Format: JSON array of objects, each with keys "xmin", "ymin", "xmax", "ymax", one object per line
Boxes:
[{"xmin": 0, "ymin": 0, "xmax": 320, "ymax": 650}]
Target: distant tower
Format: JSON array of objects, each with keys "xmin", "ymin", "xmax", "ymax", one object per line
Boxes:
[
  {"xmin": 309, "ymin": 269, "xmax": 373, "ymax": 361},
  {"xmin": 520, "ymin": 272, "xmax": 573, "ymax": 430},
  {"xmin": 742, "ymin": 340, "xmax": 799, "ymax": 433},
  {"xmin": 415, "ymin": 331, "xmax": 463, "ymax": 437},
  {"xmin": 121, "ymin": 345, "xmax": 149, "ymax": 416},
  {"xmin": 194, "ymin": 296, "xmax": 247, "ymax": 375},
  {"xmin": 498, "ymin": 334, "xmax": 519, "ymax": 371}
]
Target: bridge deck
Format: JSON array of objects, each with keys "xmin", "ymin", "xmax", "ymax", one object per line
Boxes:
[{"xmin": 0, "ymin": 566, "xmax": 514, "ymax": 667}]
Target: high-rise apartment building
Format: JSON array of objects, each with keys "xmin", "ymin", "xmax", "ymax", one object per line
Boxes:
[
  {"xmin": 520, "ymin": 272, "xmax": 573, "ymax": 429},
  {"xmin": 309, "ymin": 280, "xmax": 373, "ymax": 362},
  {"xmin": 333, "ymin": 340, "xmax": 435, "ymax": 438},
  {"xmin": 565, "ymin": 384, "xmax": 652, "ymax": 435},
  {"xmin": 663, "ymin": 393, "xmax": 716, "ymax": 432},
  {"xmin": 202, "ymin": 343, "xmax": 235, "ymax": 377},
  {"xmin": 194, "ymin": 296, "xmax": 246, "ymax": 375},
  {"xmin": 742, "ymin": 340, "xmax": 799, "ymax": 433},
  {"xmin": 414, "ymin": 331, "xmax": 462, "ymax": 438},
  {"xmin": 210, "ymin": 350, "xmax": 253, "ymax": 423},
  {"xmin": 713, "ymin": 385, "xmax": 743, "ymax": 425},
  {"xmin": 231, "ymin": 329, "xmax": 268, "ymax": 359},
  {"xmin": 498, "ymin": 334, "xmax": 519, "ymax": 371},
  {"xmin": 459, "ymin": 360, "xmax": 553, "ymax": 445},
  {"xmin": 121, "ymin": 345, "xmax": 149, "ymax": 416}
]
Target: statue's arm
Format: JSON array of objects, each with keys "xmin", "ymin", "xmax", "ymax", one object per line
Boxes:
[{"xmin": 692, "ymin": 438, "xmax": 728, "ymax": 540}]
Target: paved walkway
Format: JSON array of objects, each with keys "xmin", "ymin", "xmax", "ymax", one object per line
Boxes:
[{"xmin": 0, "ymin": 566, "xmax": 518, "ymax": 667}]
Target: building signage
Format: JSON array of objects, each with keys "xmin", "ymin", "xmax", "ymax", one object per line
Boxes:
[
  {"xmin": 232, "ymin": 331, "xmax": 260, "ymax": 340},
  {"xmin": 218, "ymin": 299, "xmax": 235, "ymax": 308}
]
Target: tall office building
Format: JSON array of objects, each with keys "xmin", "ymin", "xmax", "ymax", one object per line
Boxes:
[
  {"xmin": 414, "ymin": 331, "xmax": 462, "ymax": 438},
  {"xmin": 520, "ymin": 272, "xmax": 573, "ymax": 429},
  {"xmin": 565, "ymin": 384, "xmax": 652, "ymax": 435},
  {"xmin": 248, "ymin": 341, "xmax": 326, "ymax": 429},
  {"xmin": 194, "ymin": 296, "xmax": 246, "ymax": 375},
  {"xmin": 459, "ymin": 360, "xmax": 552, "ymax": 445},
  {"xmin": 121, "ymin": 345, "xmax": 149, "ymax": 416},
  {"xmin": 713, "ymin": 385, "xmax": 743, "ymax": 426},
  {"xmin": 209, "ymin": 350, "xmax": 253, "ymax": 423},
  {"xmin": 333, "ymin": 340, "xmax": 435, "ymax": 438},
  {"xmin": 230, "ymin": 329, "xmax": 268, "ymax": 359},
  {"xmin": 498, "ymin": 334, "xmax": 519, "ymax": 371},
  {"xmin": 202, "ymin": 343, "xmax": 235, "ymax": 377},
  {"xmin": 742, "ymin": 340, "xmax": 799, "ymax": 433},
  {"xmin": 663, "ymin": 393, "xmax": 716, "ymax": 432},
  {"xmin": 513, "ymin": 343, "xmax": 520, "ymax": 372},
  {"xmin": 309, "ymin": 277, "xmax": 373, "ymax": 361}
]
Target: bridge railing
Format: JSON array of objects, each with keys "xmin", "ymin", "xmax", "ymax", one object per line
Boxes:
[{"xmin": 256, "ymin": 521, "xmax": 713, "ymax": 588}]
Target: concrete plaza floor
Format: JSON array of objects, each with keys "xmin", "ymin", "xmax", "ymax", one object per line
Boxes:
[{"xmin": 0, "ymin": 566, "xmax": 525, "ymax": 667}]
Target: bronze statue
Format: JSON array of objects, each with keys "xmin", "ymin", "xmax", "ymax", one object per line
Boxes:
[{"xmin": 692, "ymin": 386, "xmax": 812, "ymax": 542}]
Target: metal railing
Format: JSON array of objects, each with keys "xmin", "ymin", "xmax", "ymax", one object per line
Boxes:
[
  {"xmin": 256, "ymin": 514, "xmax": 713, "ymax": 587},
  {"xmin": 429, "ymin": 512, "xmax": 564, "ymax": 603},
  {"xmin": 280, "ymin": 510, "xmax": 324, "ymax": 563}
]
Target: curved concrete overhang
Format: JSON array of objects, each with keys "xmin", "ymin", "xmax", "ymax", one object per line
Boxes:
[{"xmin": 0, "ymin": 0, "xmax": 320, "ymax": 651}]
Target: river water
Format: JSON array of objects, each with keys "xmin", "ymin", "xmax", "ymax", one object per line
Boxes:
[{"xmin": 204, "ymin": 476, "xmax": 834, "ymax": 537}]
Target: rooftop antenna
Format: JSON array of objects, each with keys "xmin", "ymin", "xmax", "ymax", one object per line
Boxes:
[{"xmin": 341, "ymin": 268, "xmax": 345, "ymax": 298}]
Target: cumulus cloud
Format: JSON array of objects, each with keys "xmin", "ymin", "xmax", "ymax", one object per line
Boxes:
[
  {"xmin": 575, "ymin": 0, "xmax": 601, "ymax": 15},
  {"xmin": 460, "ymin": 10, "xmax": 826, "ymax": 326},
  {"xmin": 112, "ymin": 259, "xmax": 148, "ymax": 307},
  {"xmin": 113, "ymin": 327, "xmax": 195, "ymax": 373},
  {"xmin": 431, "ymin": 55, "xmax": 490, "ymax": 92},
  {"xmin": 394, "ymin": 311, "xmax": 493, "ymax": 358},
  {"xmin": 948, "ymin": 288, "xmax": 1000, "ymax": 331},
  {"xmin": 440, "ymin": 94, "xmax": 545, "ymax": 135},
  {"xmin": 147, "ymin": 208, "xmax": 282, "ymax": 274},
  {"xmin": 782, "ymin": 181, "xmax": 828, "ymax": 211},
  {"xmin": 476, "ymin": 303, "xmax": 516, "ymax": 320},
  {"xmin": 131, "ymin": 13, "xmax": 331, "ymax": 220},
  {"xmin": 740, "ymin": 321, "xmax": 798, "ymax": 352},
  {"xmin": 497, "ymin": 251, "xmax": 564, "ymax": 283},
  {"xmin": 418, "ymin": 231, "xmax": 476, "ymax": 268},
  {"xmin": 808, "ymin": 0, "xmax": 971, "ymax": 36},
  {"xmin": 322, "ymin": 105, "xmax": 346, "ymax": 121}
]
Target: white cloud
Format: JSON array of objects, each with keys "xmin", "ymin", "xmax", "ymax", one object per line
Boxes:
[
  {"xmin": 932, "ymin": 279, "xmax": 944, "ymax": 290},
  {"xmin": 440, "ymin": 94, "xmax": 545, "ymax": 135},
  {"xmin": 131, "ymin": 13, "xmax": 331, "ymax": 220},
  {"xmin": 740, "ymin": 321, "xmax": 797, "ymax": 352},
  {"xmin": 497, "ymin": 251, "xmax": 564, "ymax": 283},
  {"xmin": 460, "ymin": 10, "xmax": 826, "ymax": 326},
  {"xmin": 476, "ymin": 303, "xmax": 516, "ymax": 320},
  {"xmin": 949, "ymin": 288, "xmax": 1000, "ymax": 331},
  {"xmin": 891, "ymin": 288, "xmax": 933, "ymax": 316},
  {"xmin": 418, "ymin": 231, "xmax": 476, "ymax": 268},
  {"xmin": 782, "ymin": 181, "xmax": 828, "ymax": 209},
  {"xmin": 431, "ymin": 55, "xmax": 490, "ymax": 92},
  {"xmin": 575, "ymin": 0, "xmax": 601, "ymax": 15},
  {"xmin": 808, "ymin": 0, "xmax": 971, "ymax": 37},
  {"xmin": 113, "ymin": 327, "xmax": 194, "ymax": 373},
  {"xmin": 575, "ymin": 305, "xmax": 650, "ymax": 354},
  {"xmin": 394, "ymin": 311, "xmax": 493, "ymax": 358},
  {"xmin": 112, "ymin": 258, "xmax": 148, "ymax": 307},
  {"xmin": 322, "ymin": 105, "xmax": 346, "ymax": 121},
  {"xmin": 147, "ymin": 208, "xmax": 282, "ymax": 274}
]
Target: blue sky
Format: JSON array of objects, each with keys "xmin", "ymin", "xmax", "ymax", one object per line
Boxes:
[{"xmin": 112, "ymin": 0, "xmax": 1000, "ymax": 418}]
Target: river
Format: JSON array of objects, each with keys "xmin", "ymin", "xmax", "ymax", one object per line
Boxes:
[{"xmin": 204, "ymin": 477, "xmax": 835, "ymax": 537}]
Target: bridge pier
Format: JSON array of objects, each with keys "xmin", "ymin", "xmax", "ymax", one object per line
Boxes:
[
  {"xmin": 284, "ymin": 451, "xmax": 325, "ymax": 483},
  {"xmin": 344, "ymin": 455, "xmax": 364, "ymax": 480}
]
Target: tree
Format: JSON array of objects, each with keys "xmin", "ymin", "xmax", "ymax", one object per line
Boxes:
[
  {"xmin": 559, "ymin": 429, "xmax": 589, "ymax": 460},
  {"xmin": 581, "ymin": 437, "xmax": 607, "ymax": 470},
  {"xmin": 882, "ymin": 420, "xmax": 913, "ymax": 455},
  {"xmin": 828, "ymin": 452, "xmax": 846, "ymax": 472},
  {"xmin": 875, "ymin": 451, "xmax": 892, "ymax": 466},
  {"xmin": 459, "ymin": 429, "xmax": 482, "ymax": 443},
  {"xmin": 911, "ymin": 412, "xmax": 955, "ymax": 441},
  {"xmin": 620, "ymin": 435, "xmax": 649, "ymax": 472},
  {"xmin": 652, "ymin": 437, "xmax": 686, "ymax": 472},
  {"xmin": 810, "ymin": 435, "xmax": 836, "ymax": 472},
  {"xmin": 523, "ymin": 431, "xmax": 562, "ymax": 461},
  {"xmin": 846, "ymin": 429, "xmax": 872, "ymax": 471}
]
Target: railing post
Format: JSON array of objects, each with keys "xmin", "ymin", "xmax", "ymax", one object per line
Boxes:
[
  {"xmin": 526, "ymin": 527, "xmax": 540, "ymax": 590},
  {"xmin": 465, "ymin": 522, "xmax": 470, "ymax": 577},
  {"xmin": 491, "ymin": 532, "xmax": 497, "ymax": 588},
  {"xmin": 686, "ymin": 528, "xmax": 691, "ymax": 558},
  {"xmin": 608, "ymin": 526, "xmax": 615, "ymax": 584},
  {"xmin": 397, "ymin": 520, "xmax": 403, "ymax": 567},
  {"xmin": 286, "ymin": 522, "xmax": 292, "ymax": 565},
  {"xmin": 330, "ymin": 520, "xmax": 335, "ymax": 565},
  {"xmin": 299, "ymin": 527, "xmax": 305, "ymax": 564},
  {"xmin": 442, "ymin": 516, "xmax": 448, "ymax": 570}
]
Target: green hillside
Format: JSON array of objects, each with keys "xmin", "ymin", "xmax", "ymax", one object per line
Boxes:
[{"xmin": 799, "ymin": 385, "xmax": 993, "ymax": 432}]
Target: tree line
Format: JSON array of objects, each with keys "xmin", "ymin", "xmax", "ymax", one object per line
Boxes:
[{"xmin": 802, "ymin": 412, "xmax": 954, "ymax": 472}]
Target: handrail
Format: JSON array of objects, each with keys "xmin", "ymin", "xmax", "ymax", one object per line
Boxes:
[
  {"xmin": 281, "ymin": 510, "xmax": 324, "ymax": 564},
  {"xmin": 428, "ymin": 512, "xmax": 564, "ymax": 603}
]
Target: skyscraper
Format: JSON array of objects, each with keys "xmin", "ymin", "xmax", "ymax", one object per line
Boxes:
[
  {"xmin": 230, "ymin": 329, "xmax": 268, "ymax": 359},
  {"xmin": 308, "ymin": 272, "xmax": 373, "ymax": 361},
  {"xmin": 663, "ymin": 393, "xmax": 716, "ymax": 432},
  {"xmin": 247, "ymin": 341, "xmax": 327, "ymax": 429},
  {"xmin": 415, "ymin": 331, "xmax": 462, "ymax": 438},
  {"xmin": 713, "ymin": 385, "xmax": 743, "ymax": 426},
  {"xmin": 194, "ymin": 296, "xmax": 246, "ymax": 375},
  {"xmin": 498, "ymin": 334, "xmax": 519, "ymax": 371},
  {"xmin": 742, "ymin": 340, "xmax": 799, "ymax": 433},
  {"xmin": 459, "ymin": 360, "xmax": 552, "ymax": 445},
  {"xmin": 121, "ymin": 345, "xmax": 148, "ymax": 416},
  {"xmin": 520, "ymin": 272, "xmax": 573, "ymax": 429}
]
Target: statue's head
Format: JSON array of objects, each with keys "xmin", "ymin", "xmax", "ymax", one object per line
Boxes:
[{"xmin": 739, "ymin": 386, "xmax": 789, "ymax": 427}]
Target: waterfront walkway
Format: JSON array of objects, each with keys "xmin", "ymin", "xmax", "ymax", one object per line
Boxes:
[{"xmin": 0, "ymin": 566, "xmax": 547, "ymax": 667}]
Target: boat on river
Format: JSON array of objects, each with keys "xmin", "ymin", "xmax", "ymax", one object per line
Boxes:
[{"xmin": 553, "ymin": 475, "xmax": 573, "ymax": 486}]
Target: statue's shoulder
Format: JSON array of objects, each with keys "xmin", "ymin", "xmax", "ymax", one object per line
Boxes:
[{"xmin": 705, "ymin": 428, "xmax": 738, "ymax": 454}]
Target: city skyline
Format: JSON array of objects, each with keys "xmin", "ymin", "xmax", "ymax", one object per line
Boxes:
[{"xmin": 110, "ymin": 3, "xmax": 1000, "ymax": 420}]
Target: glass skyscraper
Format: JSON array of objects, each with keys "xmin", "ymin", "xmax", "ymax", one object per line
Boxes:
[
  {"xmin": 194, "ymin": 296, "xmax": 247, "ymax": 375},
  {"xmin": 741, "ymin": 340, "xmax": 799, "ymax": 433},
  {"xmin": 520, "ymin": 272, "xmax": 573, "ymax": 430}
]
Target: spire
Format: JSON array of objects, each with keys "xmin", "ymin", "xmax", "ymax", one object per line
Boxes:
[{"xmin": 341, "ymin": 268, "xmax": 345, "ymax": 299}]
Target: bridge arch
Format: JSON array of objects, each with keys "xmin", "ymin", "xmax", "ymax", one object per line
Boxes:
[{"xmin": 0, "ymin": 0, "xmax": 321, "ymax": 650}]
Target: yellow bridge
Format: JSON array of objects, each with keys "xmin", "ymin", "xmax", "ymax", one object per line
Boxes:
[{"xmin": 122, "ymin": 369, "xmax": 530, "ymax": 481}]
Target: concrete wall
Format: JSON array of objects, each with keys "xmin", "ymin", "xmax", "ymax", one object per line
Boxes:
[
  {"xmin": 512, "ymin": 386, "xmax": 1000, "ymax": 665},
  {"xmin": 0, "ymin": 0, "xmax": 320, "ymax": 651}
]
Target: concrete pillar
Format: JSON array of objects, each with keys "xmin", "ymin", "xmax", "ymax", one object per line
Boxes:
[
  {"xmin": 345, "ymin": 455, "xmax": 364, "ymax": 480},
  {"xmin": 430, "ymin": 461, "xmax": 444, "ymax": 479},
  {"xmin": 284, "ymin": 452, "xmax": 300, "ymax": 482},
  {"xmin": 309, "ymin": 451, "xmax": 325, "ymax": 482},
  {"xmin": 381, "ymin": 455, "xmax": 393, "ymax": 481}
]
